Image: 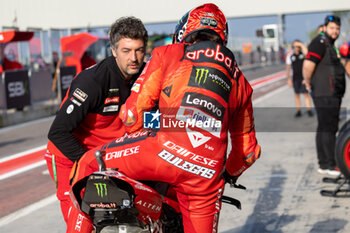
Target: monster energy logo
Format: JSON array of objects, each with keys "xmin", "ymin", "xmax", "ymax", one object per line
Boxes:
[
  {"xmin": 94, "ymin": 183, "xmax": 107, "ymax": 197},
  {"xmin": 194, "ymin": 68, "xmax": 209, "ymax": 85}
]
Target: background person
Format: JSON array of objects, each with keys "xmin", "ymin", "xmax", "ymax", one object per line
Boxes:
[
  {"xmin": 45, "ymin": 16, "xmax": 148, "ymax": 224},
  {"xmin": 286, "ymin": 39, "xmax": 313, "ymax": 117},
  {"xmin": 302, "ymin": 15, "xmax": 345, "ymax": 176},
  {"xmin": 340, "ymin": 41, "xmax": 350, "ymax": 75},
  {"xmin": 67, "ymin": 4, "xmax": 260, "ymax": 233}
]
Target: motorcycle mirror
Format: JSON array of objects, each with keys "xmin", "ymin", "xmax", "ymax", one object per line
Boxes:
[{"xmin": 95, "ymin": 150, "xmax": 106, "ymax": 171}]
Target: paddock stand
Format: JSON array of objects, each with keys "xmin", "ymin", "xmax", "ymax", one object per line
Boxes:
[{"xmin": 320, "ymin": 175, "xmax": 350, "ymax": 197}]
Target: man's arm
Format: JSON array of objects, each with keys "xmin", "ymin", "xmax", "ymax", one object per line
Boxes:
[
  {"xmin": 344, "ymin": 60, "xmax": 350, "ymax": 77},
  {"xmin": 48, "ymin": 72, "xmax": 102, "ymax": 161},
  {"xmin": 225, "ymin": 70, "xmax": 260, "ymax": 178},
  {"xmin": 302, "ymin": 59, "xmax": 316, "ymax": 91},
  {"xmin": 285, "ymin": 54, "xmax": 292, "ymax": 87},
  {"xmin": 294, "ymin": 41, "xmax": 308, "ymax": 55},
  {"xmin": 286, "ymin": 64, "xmax": 292, "ymax": 87}
]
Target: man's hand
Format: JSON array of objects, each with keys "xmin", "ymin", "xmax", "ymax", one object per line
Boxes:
[
  {"xmin": 302, "ymin": 59, "xmax": 316, "ymax": 91},
  {"xmin": 302, "ymin": 79, "xmax": 312, "ymax": 91}
]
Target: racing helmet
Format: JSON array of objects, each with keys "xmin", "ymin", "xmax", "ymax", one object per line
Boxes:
[{"xmin": 173, "ymin": 3, "xmax": 228, "ymax": 45}]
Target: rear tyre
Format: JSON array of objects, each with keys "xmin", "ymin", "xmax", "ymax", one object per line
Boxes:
[{"xmin": 335, "ymin": 120, "xmax": 350, "ymax": 179}]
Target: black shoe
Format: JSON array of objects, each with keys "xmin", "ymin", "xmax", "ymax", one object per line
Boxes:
[
  {"xmin": 295, "ymin": 110, "xmax": 302, "ymax": 117},
  {"xmin": 307, "ymin": 110, "xmax": 313, "ymax": 117}
]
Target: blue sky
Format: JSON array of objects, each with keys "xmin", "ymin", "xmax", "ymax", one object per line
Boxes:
[{"xmin": 145, "ymin": 11, "xmax": 331, "ymax": 45}]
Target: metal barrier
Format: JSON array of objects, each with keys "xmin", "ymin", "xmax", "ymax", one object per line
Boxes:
[
  {"xmin": 29, "ymin": 68, "xmax": 55, "ymax": 103},
  {"xmin": 57, "ymin": 66, "xmax": 76, "ymax": 100},
  {"xmin": 0, "ymin": 73, "xmax": 5, "ymax": 109},
  {"xmin": 0, "ymin": 66, "xmax": 77, "ymax": 110}
]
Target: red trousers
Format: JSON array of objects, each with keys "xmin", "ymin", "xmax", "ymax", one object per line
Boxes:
[
  {"xmin": 68, "ymin": 131, "xmax": 226, "ymax": 233},
  {"xmin": 45, "ymin": 150, "xmax": 74, "ymax": 223}
]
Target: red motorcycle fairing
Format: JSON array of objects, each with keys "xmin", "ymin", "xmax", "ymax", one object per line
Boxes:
[{"xmin": 70, "ymin": 170, "xmax": 164, "ymax": 225}]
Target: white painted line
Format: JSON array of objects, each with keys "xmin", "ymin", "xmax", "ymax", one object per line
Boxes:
[
  {"xmin": 0, "ymin": 160, "xmax": 46, "ymax": 181},
  {"xmin": 0, "ymin": 145, "xmax": 46, "ymax": 163},
  {"xmin": 252, "ymin": 75, "xmax": 286, "ymax": 89},
  {"xmin": 253, "ymin": 85, "xmax": 289, "ymax": 105},
  {"xmin": 250, "ymin": 71, "xmax": 285, "ymax": 84},
  {"xmin": 0, "ymin": 194, "xmax": 57, "ymax": 227}
]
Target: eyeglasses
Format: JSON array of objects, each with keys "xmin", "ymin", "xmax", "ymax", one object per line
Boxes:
[{"xmin": 325, "ymin": 15, "xmax": 341, "ymax": 26}]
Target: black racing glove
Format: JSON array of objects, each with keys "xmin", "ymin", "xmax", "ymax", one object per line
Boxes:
[
  {"xmin": 223, "ymin": 170, "xmax": 246, "ymax": 190},
  {"xmin": 223, "ymin": 170, "xmax": 239, "ymax": 185}
]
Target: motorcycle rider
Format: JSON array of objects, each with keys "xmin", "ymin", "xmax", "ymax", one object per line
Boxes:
[
  {"xmin": 68, "ymin": 3, "xmax": 261, "ymax": 233},
  {"xmin": 45, "ymin": 17, "xmax": 147, "ymax": 224}
]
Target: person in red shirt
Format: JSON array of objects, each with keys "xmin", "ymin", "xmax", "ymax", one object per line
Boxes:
[
  {"xmin": 68, "ymin": 4, "xmax": 260, "ymax": 233},
  {"xmin": 45, "ymin": 17, "xmax": 148, "ymax": 224}
]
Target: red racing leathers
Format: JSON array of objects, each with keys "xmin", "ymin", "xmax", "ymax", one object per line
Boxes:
[{"xmin": 68, "ymin": 41, "xmax": 260, "ymax": 233}]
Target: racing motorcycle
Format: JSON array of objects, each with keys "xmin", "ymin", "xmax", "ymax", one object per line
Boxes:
[
  {"xmin": 321, "ymin": 119, "xmax": 350, "ymax": 197},
  {"xmin": 70, "ymin": 150, "xmax": 244, "ymax": 233}
]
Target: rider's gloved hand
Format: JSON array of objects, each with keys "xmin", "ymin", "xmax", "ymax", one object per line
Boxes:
[
  {"xmin": 223, "ymin": 170, "xmax": 239, "ymax": 185},
  {"xmin": 223, "ymin": 170, "xmax": 246, "ymax": 190}
]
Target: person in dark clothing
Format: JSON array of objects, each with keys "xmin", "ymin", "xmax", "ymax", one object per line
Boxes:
[
  {"xmin": 286, "ymin": 40, "xmax": 313, "ymax": 117},
  {"xmin": 303, "ymin": 15, "xmax": 346, "ymax": 176},
  {"xmin": 45, "ymin": 16, "xmax": 148, "ymax": 224}
]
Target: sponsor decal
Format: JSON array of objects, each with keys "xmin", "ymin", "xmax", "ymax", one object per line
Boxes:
[
  {"xmin": 105, "ymin": 145, "xmax": 140, "ymax": 160},
  {"xmin": 162, "ymin": 85, "xmax": 172, "ymax": 97},
  {"xmin": 181, "ymin": 92, "xmax": 225, "ymax": 121},
  {"xmin": 104, "ymin": 97, "xmax": 120, "ymax": 104},
  {"xmin": 89, "ymin": 202, "xmax": 117, "ymax": 208},
  {"xmin": 213, "ymin": 188, "xmax": 223, "ymax": 232},
  {"xmin": 131, "ymin": 83, "xmax": 141, "ymax": 93},
  {"xmin": 143, "ymin": 110, "xmax": 161, "ymax": 129},
  {"xmin": 75, "ymin": 213, "xmax": 84, "ymax": 231},
  {"xmin": 163, "ymin": 141, "xmax": 218, "ymax": 167},
  {"xmin": 108, "ymin": 88, "xmax": 119, "ymax": 93},
  {"xmin": 200, "ymin": 17, "xmax": 217, "ymax": 28},
  {"xmin": 188, "ymin": 66, "xmax": 231, "ymax": 102},
  {"xmin": 135, "ymin": 184, "xmax": 153, "ymax": 193},
  {"xmin": 158, "ymin": 150, "xmax": 215, "ymax": 179},
  {"xmin": 107, "ymin": 130, "xmax": 153, "ymax": 148},
  {"xmin": 94, "ymin": 183, "xmax": 107, "ymax": 197},
  {"xmin": 136, "ymin": 199, "xmax": 162, "ymax": 212},
  {"xmin": 186, "ymin": 127, "xmax": 211, "ymax": 148},
  {"xmin": 73, "ymin": 88, "xmax": 88, "ymax": 102},
  {"xmin": 66, "ymin": 104, "xmax": 74, "ymax": 114},
  {"xmin": 0, "ymin": 34, "xmax": 3, "ymax": 41},
  {"xmin": 183, "ymin": 42, "xmax": 235, "ymax": 75},
  {"xmin": 103, "ymin": 105, "xmax": 119, "ymax": 112},
  {"xmin": 70, "ymin": 97, "xmax": 82, "ymax": 106},
  {"xmin": 176, "ymin": 106, "xmax": 222, "ymax": 137}
]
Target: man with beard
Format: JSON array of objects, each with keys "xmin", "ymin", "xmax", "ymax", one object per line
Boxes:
[
  {"xmin": 45, "ymin": 16, "xmax": 147, "ymax": 224},
  {"xmin": 303, "ymin": 15, "xmax": 345, "ymax": 176}
]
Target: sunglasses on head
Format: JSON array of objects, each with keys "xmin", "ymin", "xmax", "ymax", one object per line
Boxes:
[{"xmin": 325, "ymin": 15, "xmax": 341, "ymax": 26}]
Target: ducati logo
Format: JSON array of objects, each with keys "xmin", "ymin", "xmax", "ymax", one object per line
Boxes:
[
  {"xmin": 125, "ymin": 110, "xmax": 136, "ymax": 126},
  {"xmin": 186, "ymin": 128, "xmax": 211, "ymax": 148}
]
